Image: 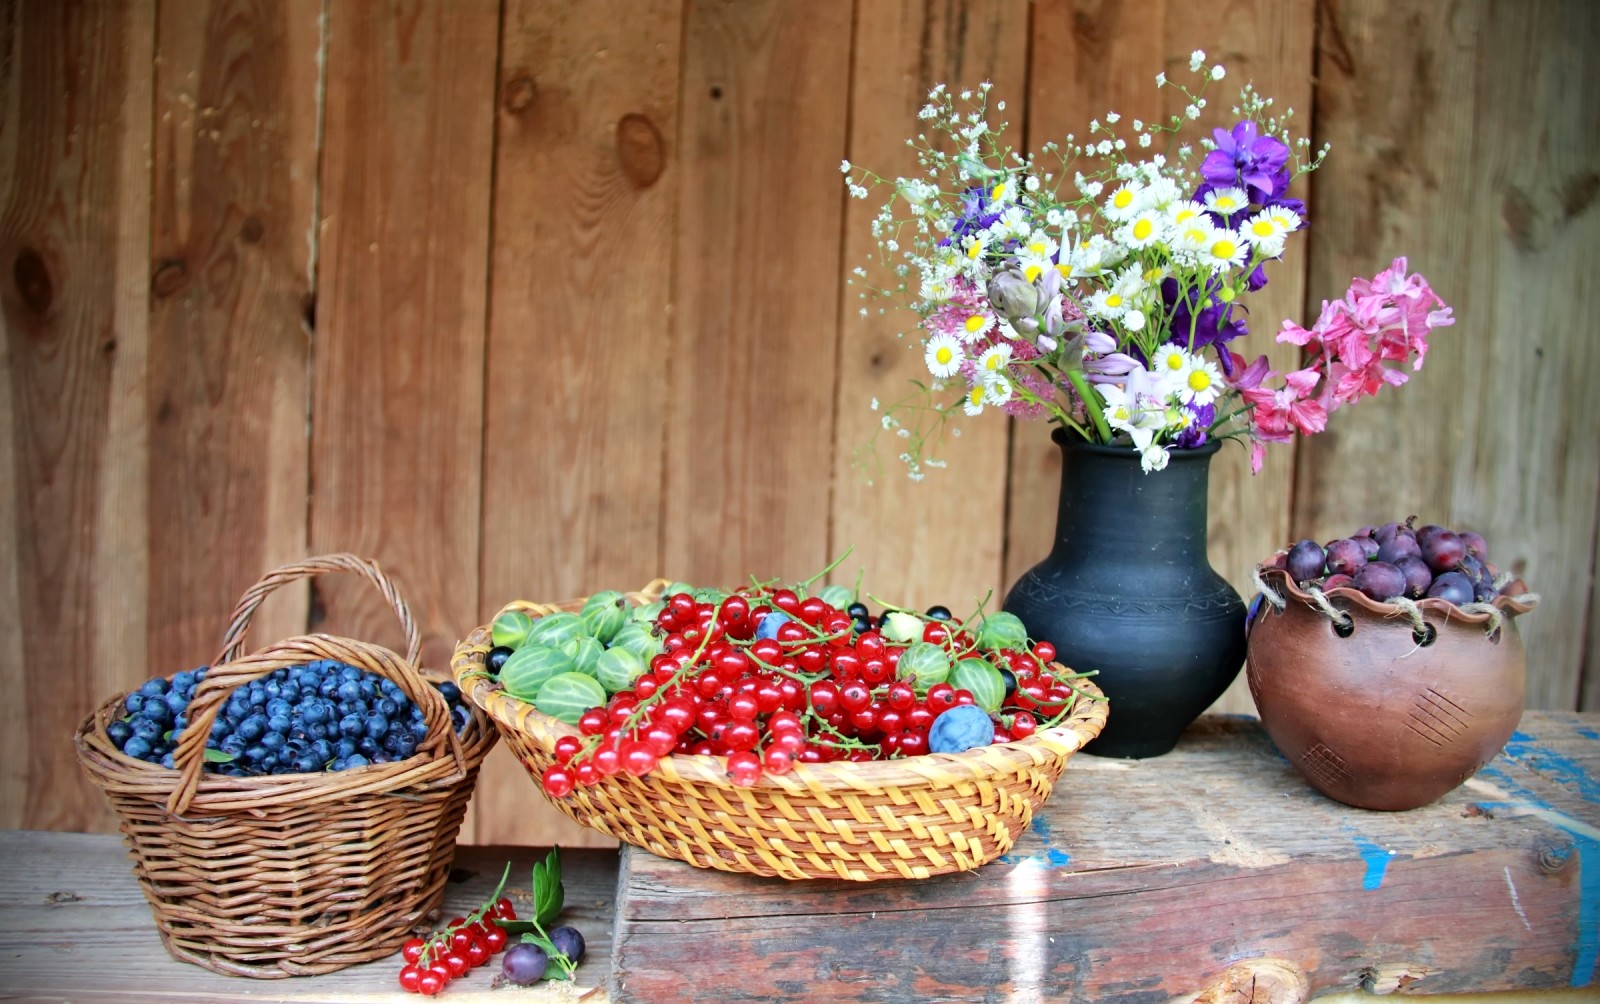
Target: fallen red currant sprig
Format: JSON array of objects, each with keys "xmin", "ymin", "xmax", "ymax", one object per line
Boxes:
[{"xmin": 397, "ymin": 864, "xmax": 518, "ymax": 996}]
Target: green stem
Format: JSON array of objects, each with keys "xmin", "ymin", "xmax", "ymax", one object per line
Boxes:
[{"xmin": 1065, "ymin": 369, "xmax": 1111, "ymax": 443}]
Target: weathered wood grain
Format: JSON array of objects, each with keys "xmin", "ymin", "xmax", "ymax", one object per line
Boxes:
[
  {"xmin": 1296, "ymin": 0, "xmax": 1600, "ymax": 711},
  {"xmin": 611, "ymin": 712, "xmax": 1600, "ymax": 1001},
  {"xmin": 475, "ymin": 0, "xmax": 685, "ymax": 848},
  {"xmin": 827, "ymin": 1, "xmax": 1028, "ymax": 616},
  {"xmin": 0, "ymin": 835, "xmax": 619, "ymax": 1002},
  {"xmin": 662, "ymin": 0, "xmax": 853, "ymax": 588},
  {"xmin": 311, "ymin": 7, "xmax": 494, "ymax": 681},
  {"xmin": 147, "ymin": 0, "xmax": 318, "ymax": 677},
  {"xmin": 0, "ymin": 0, "xmax": 156, "ymax": 832},
  {"xmin": 1015, "ymin": 1, "xmax": 1316, "ymax": 717}
]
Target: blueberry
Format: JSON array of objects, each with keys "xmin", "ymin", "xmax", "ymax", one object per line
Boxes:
[
  {"xmin": 124, "ymin": 693, "xmax": 146, "ymax": 715},
  {"xmin": 336, "ymin": 738, "xmax": 358, "ymax": 758},
  {"xmin": 123, "ymin": 736, "xmax": 152, "ymax": 760},
  {"xmin": 244, "ymin": 745, "xmax": 269, "ymax": 763},
  {"xmin": 259, "ymin": 732, "xmax": 285, "ymax": 752},
  {"xmin": 139, "ymin": 678, "xmax": 170, "ymax": 698},
  {"xmin": 345, "ymin": 753, "xmax": 370, "ymax": 768},
  {"xmin": 310, "ymin": 739, "xmax": 333, "ymax": 762},
  {"xmin": 340, "ymin": 665, "xmax": 361, "ymax": 683},
  {"xmin": 266, "ymin": 698, "xmax": 291, "ymax": 718},
  {"xmin": 165, "ymin": 691, "xmax": 188, "ymax": 715},
  {"xmin": 259, "ymin": 754, "xmax": 281, "ymax": 771},
  {"xmin": 329, "ymin": 757, "xmax": 348, "ymax": 771},
  {"xmin": 219, "ymin": 734, "xmax": 247, "ymax": 757},
  {"xmin": 131, "ymin": 716, "xmax": 162, "ymax": 741},
  {"xmin": 357, "ymin": 736, "xmax": 381, "ymax": 756},
  {"xmin": 237, "ymin": 716, "xmax": 266, "ymax": 743},
  {"xmin": 339, "ymin": 714, "xmax": 365, "ymax": 738},
  {"xmin": 410, "ymin": 721, "xmax": 428, "ymax": 742},
  {"xmin": 928, "ymin": 705, "xmax": 995, "ymax": 754},
  {"xmin": 434, "ymin": 681, "xmax": 462, "ymax": 704},
  {"xmin": 319, "ymin": 678, "xmax": 339, "ymax": 698},
  {"xmin": 280, "ymin": 682, "xmax": 301, "ymax": 703},
  {"xmin": 389, "ymin": 734, "xmax": 417, "ymax": 759},
  {"xmin": 376, "ymin": 697, "xmax": 398, "ymax": 717},
  {"xmin": 365, "ymin": 713, "xmax": 389, "ymax": 740},
  {"xmin": 358, "ymin": 680, "xmax": 377, "ymax": 701},
  {"xmin": 210, "ymin": 717, "xmax": 231, "ymax": 737},
  {"xmin": 172, "ymin": 670, "xmax": 196, "ymax": 693},
  {"xmin": 337, "ymin": 680, "xmax": 361, "ymax": 702},
  {"xmin": 486, "ymin": 646, "xmax": 513, "ymax": 675},
  {"xmin": 451, "ymin": 706, "xmax": 471, "ymax": 733},
  {"xmin": 755, "ymin": 611, "xmax": 791, "ymax": 640},
  {"xmin": 267, "ymin": 714, "xmax": 292, "ymax": 735},
  {"xmin": 193, "ymin": 667, "xmax": 208, "ymax": 682},
  {"xmin": 107, "ymin": 720, "xmax": 133, "ymax": 748},
  {"xmin": 159, "ymin": 753, "xmax": 175, "ymax": 769},
  {"xmin": 307, "ymin": 722, "xmax": 330, "ymax": 740},
  {"xmin": 293, "ymin": 755, "xmax": 321, "ymax": 773},
  {"xmin": 143, "ymin": 700, "xmax": 172, "ymax": 725}
]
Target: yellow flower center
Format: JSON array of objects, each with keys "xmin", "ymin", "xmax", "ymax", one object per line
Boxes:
[
  {"xmin": 967, "ymin": 239, "xmax": 983, "ymax": 260},
  {"xmin": 1105, "ymin": 293, "xmax": 1123, "ymax": 308},
  {"xmin": 985, "ymin": 354, "xmax": 1003, "ymax": 370},
  {"xmin": 964, "ymin": 315, "xmax": 987, "ymax": 333},
  {"xmin": 1165, "ymin": 354, "xmax": 1184, "ymax": 371},
  {"xmin": 969, "ymin": 387, "xmax": 985, "ymax": 405},
  {"xmin": 1211, "ymin": 239, "xmax": 1238, "ymax": 260},
  {"xmin": 1113, "ymin": 406, "xmax": 1130, "ymax": 422},
  {"xmin": 1188, "ymin": 370, "xmax": 1212, "ymax": 392},
  {"xmin": 1215, "ymin": 195, "xmax": 1238, "ymax": 209},
  {"xmin": 1132, "ymin": 219, "xmax": 1154, "ymax": 241},
  {"xmin": 1114, "ymin": 189, "xmax": 1134, "ymax": 209},
  {"xmin": 1251, "ymin": 220, "xmax": 1274, "ymax": 237},
  {"xmin": 1173, "ymin": 207, "xmax": 1197, "ymax": 223},
  {"xmin": 992, "ymin": 182, "xmax": 1008, "ymax": 202},
  {"xmin": 1024, "ymin": 264, "xmax": 1043, "ymax": 282},
  {"xmin": 936, "ymin": 346, "xmax": 954, "ymax": 365}
]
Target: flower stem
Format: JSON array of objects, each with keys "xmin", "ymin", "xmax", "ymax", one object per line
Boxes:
[{"xmin": 1064, "ymin": 369, "xmax": 1110, "ymax": 443}]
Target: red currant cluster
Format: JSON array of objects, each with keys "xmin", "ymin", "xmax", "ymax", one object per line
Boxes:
[
  {"xmin": 539, "ymin": 586, "xmax": 1090, "ymax": 795},
  {"xmin": 397, "ymin": 895, "xmax": 516, "ymax": 996}
]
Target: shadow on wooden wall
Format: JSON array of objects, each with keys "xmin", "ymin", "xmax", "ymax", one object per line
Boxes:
[{"xmin": 3, "ymin": 0, "xmax": 1596, "ymax": 844}]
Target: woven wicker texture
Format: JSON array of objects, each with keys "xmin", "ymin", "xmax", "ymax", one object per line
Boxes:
[
  {"xmin": 453, "ymin": 584, "xmax": 1108, "ymax": 882},
  {"xmin": 74, "ymin": 554, "xmax": 498, "ymax": 977}
]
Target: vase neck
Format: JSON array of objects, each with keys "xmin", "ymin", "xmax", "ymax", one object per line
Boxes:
[{"xmin": 1047, "ymin": 435, "xmax": 1216, "ymax": 562}]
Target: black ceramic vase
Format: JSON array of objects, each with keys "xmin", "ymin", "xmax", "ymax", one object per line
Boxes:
[{"xmin": 1002, "ymin": 428, "xmax": 1247, "ymax": 758}]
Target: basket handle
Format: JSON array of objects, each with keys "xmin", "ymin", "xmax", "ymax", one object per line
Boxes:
[
  {"xmin": 168, "ymin": 633, "xmax": 466, "ymax": 816},
  {"xmin": 215, "ymin": 553, "xmax": 422, "ymax": 668}
]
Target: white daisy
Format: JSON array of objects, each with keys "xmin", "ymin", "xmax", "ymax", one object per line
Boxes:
[
  {"xmin": 962, "ymin": 383, "xmax": 986, "ymax": 416},
  {"xmin": 1141, "ymin": 444, "xmax": 1171, "ymax": 473},
  {"xmin": 1171, "ymin": 219, "xmax": 1215, "ymax": 259},
  {"xmin": 1203, "ymin": 230, "xmax": 1248, "ymax": 270},
  {"xmin": 1263, "ymin": 205, "xmax": 1303, "ymax": 233},
  {"xmin": 958, "ymin": 310, "xmax": 997, "ymax": 343},
  {"xmin": 1123, "ymin": 309, "xmax": 1147, "ymax": 332},
  {"xmin": 960, "ymin": 231, "xmax": 991, "ymax": 262},
  {"xmin": 1120, "ymin": 209, "xmax": 1165, "ymax": 249},
  {"xmin": 991, "ymin": 205, "xmax": 1032, "ymax": 242},
  {"xmin": 1202, "ymin": 186, "xmax": 1249, "ymax": 218},
  {"xmin": 1142, "ymin": 176, "xmax": 1182, "ymax": 210},
  {"xmin": 924, "ymin": 333, "xmax": 963, "ymax": 378},
  {"xmin": 1152, "ymin": 345, "xmax": 1191, "ymax": 382},
  {"xmin": 988, "ymin": 176, "xmax": 1017, "ymax": 205},
  {"xmin": 977, "ymin": 343, "xmax": 1014, "ymax": 377},
  {"xmin": 1087, "ymin": 288, "xmax": 1130, "ymax": 320},
  {"xmin": 982, "ymin": 374, "xmax": 1014, "ymax": 406},
  {"xmin": 1104, "ymin": 180, "xmax": 1144, "ymax": 221},
  {"xmin": 1180, "ymin": 357, "xmax": 1224, "ymax": 406},
  {"xmin": 1016, "ymin": 235, "xmax": 1060, "ymax": 283},
  {"xmin": 1241, "ymin": 212, "xmax": 1286, "ymax": 257},
  {"xmin": 1166, "ymin": 199, "xmax": 1207, "ymax": 228}
]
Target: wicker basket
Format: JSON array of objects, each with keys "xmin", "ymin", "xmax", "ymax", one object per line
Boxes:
[
  {"xmin": 452, "ymin": 583, "xmax": 1108, "ymax": 882},
  {"xmin": 74, "ymin": 554, "xmax": 498, "ymax": 977}
]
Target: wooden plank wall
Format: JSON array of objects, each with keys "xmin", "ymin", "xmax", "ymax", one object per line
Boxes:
[{"xmin": 2, "ymin": 0, "xmax": 1596, "ymax": 843}]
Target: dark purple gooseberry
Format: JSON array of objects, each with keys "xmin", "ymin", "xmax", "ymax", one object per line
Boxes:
[
  {"xmin": 1321, "ymin": 573, "xmax": 1356, "ymax": 591},
  {"xmin": 1324, "ymin": 538, "xmax": 1368, "ymax": 577},
  {"xmin": 1373, "ymin": 520, "xmax": 1411, "ymax": 546},
  {"xmin": 1395, "ymin": 556, "xmax": 1434, "ymax": 600},
  {"xmin": 1286, "ymin": 539, "xmax": 1327, "ymax": 585},
  {"xmin": 1376, "ymin": 534, "xmax": 1422, "ymax": 566},
  {"xmin": 1420, "ymin": 530, "xmax": 1466, "ymax": 574},
  {"xmin": 1354, "ymin": 525, "xmax": 1377, "ymax": 539},
  {"xmin": 1474, "ymin": 581, "xmax": 1498, "ymax": 603},
  {"xmin": 1458, "ymin": 554, "xmax": 1490, "ymax": 586},
  {"xmin": 503, "ymin": 942, "xmax": 549, "ymax": 985},
  {"xmin": 1459, "ymin": 530, "xmax": 1489, "ymax": 561},
  {"xmin": 1353, "ymin": 561, "xmax": 1406, "ymax": 602},
  {"xmin": 1426, "ymin": 571, "xmax": 1474, "ymax": 605},
  {"xmin": 1414, "ymin": 523, "xmax": 1443, "ymax": 546},
  {"xmin": 548, "ymin": 925, "xmax": 586, "ymax": 964},
  {"xmin": 1355, "ymin": 536, "xmax": 1381, "ymax": 560}
]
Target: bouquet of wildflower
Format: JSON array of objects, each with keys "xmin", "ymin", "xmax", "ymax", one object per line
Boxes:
[{"xmin": 844, "ymin": 52, "xmax": 1453, "ymax": 477}]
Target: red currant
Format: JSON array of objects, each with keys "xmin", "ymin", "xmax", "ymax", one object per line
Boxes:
[
  {"xmin": 622, "ymin": 740, "xmax": 659, "ymax": 776},
  {"xmin": 728, "ymin": 692, "xmax": 759, "ymax": 721},
  {"xmin": 578, "ymin": 708, "xmax": 608, "ymax": 735},
  {"xmin": 1034, "ymin": 641, "xmax": 1056, "ymax": 664},
  {"xmin": 771, "ymin": 588, "xmax": 801, "ymax": 614},
  {"xmin": 749, "ymin": 638, "xmax": 782, "ymax": 665},
  {"xmin": 442, "ymin": 951, "xmax": 468, "ymax": 977},
  {"xmin": 797, "ymin": 596, "xmax": 827, "ymax": 624},
  {"xmin": 809, "ymin": 680, "xmax": 840, "ymax": 716},
  {"xmin": 720, "ymin": 594, "xmax": 751, "ymax": 625},
  {"xmin": 1010, "ymin": 711, "xmax": 1037, "ymax": 738},
  {"xmin": 484, "ymin": 925, "xmax": 508, "ymax": 952},
  {"xmin": 542, "ymin": 765, "xmax": 575, "ymax": 798},
  {"xmin": 574, "ymin": 759, "xmax": 601, "ymax": 785},
  {"xmin": 402, "ymin": 937, "xmax": 426, "ymax": 964},
  {"xmin": 491, "ymin": 897, "xmax": 516, "ymax": 919},
  {"xmin": 763, "ymin": 747, "xmax": 795, "ymax": 774},
  {"xmin": 727, "ymin": 750, "xmax": 762, "ymax": 785},
  {"xmin": 553, "ymin": 735, "xmax": 583, "ymax": 764},
  {"xmin": 830, "ymin": 649, "xmax": 862, "ymax": 678},
  {"xmin": 899, "ymin": 730, "xmax": 929, "ymax": 756},
  {"xmin": 428, "ymin": 961, "xmax": 452, "ymax": 984},
  {"xmin": 724, "ymin": 720, "xmax": 759, "ymax": 752},
  {"xmin": 417, "ymin": 971, "xmax": 445, "ymax": 996},
  {"xmin": 923, "ymin": 622, "xmax": 951, "ymax": 646},
  {"xmin": 953, "ymin": 689, "xmax": 975, "ymax": 706},
  {"xmin": 927, "ymin": 683, "xmax": 957, "ymax": 708},
  {"xmin": 886, "ymin": 681, "xmax": 915, "ymax": 711},
  {"xmin": 776, "ymin": 620, "xmax": 808, "ymax": 644},
  {"xmin": 466, "ymin": 937, "xmax": 491, "ymax": 968},
  {"xmin": 399, "ymin": 963, "xmax": 423, "ymax": 992},
  {"xmin": 838, "ymin": 681, "xmax": 871, "ymax": 713}
]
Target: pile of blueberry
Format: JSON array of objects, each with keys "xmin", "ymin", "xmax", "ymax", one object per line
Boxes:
[{"xmin": 106, "ymin": 660, "xmax": 473, "ymax": 776}]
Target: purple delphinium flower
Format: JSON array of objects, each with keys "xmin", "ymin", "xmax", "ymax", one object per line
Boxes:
[
  {"xmin": 1175, "ymin": 402, "xmax": 1216, "ymax": 449},
  {"xmin": 1162, "ymin": 279, "xmax": 1250, "ymax": 354},
  {"xmin": 938, "ymin": 186, "xmax": 1005, "ymax": 246},
  {"xmin": 1202, "ymin": 121, "xmax": 1290, "ymax": 205}
]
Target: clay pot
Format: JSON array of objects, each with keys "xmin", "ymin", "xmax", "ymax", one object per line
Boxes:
[{"xmin": 1246, "ymin": 567, "xmax": 1536, "ymax": 810}]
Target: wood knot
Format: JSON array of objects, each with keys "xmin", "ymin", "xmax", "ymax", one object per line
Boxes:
[
  {"xmin": 1361, "ymin": 962, "xmax": 1435, "ymax": 995},
  {"xmin": 502, "ymin": 73, "xmax": 536, "ymax": 113},
  {"xmin": 616, "ymin": 113, "xmax": 665, "ymax": 188},
  {"xmin": 239, "ymin": 216, "xmax": 265, "ymax": 243},
  {"xmin": 151, "ymin": 259, "xmax": 189, "ymax": 298},
  {"xmin": 13, "ymin": 247, "xmax": 53, "ymax": 315},
  {"xmin": 1537, "ymin": 838, "xmax": 1576, "ymax": 874}
]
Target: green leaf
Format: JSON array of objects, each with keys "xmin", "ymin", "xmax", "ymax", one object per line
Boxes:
[
  {"xmin": 202, "ymin": 748, "xmax": 235, "ymax": 764},
  {"xmin": 491, "ymin": 918, "xmax": 538, "ymax": 936},
  {"xmin": 530, "ymin": 846, "xmax": 564, "ymax": 927}
]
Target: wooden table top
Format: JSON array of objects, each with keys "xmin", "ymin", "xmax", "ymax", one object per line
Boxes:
[{"xmin": 2, "ymin": 714, "xmax": 1596, "ymax": 1003}]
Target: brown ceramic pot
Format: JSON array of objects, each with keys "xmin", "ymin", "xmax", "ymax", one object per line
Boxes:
[{"xmin": 1246, "ymin": 566, "xmax": 1536, "ymax": 811}]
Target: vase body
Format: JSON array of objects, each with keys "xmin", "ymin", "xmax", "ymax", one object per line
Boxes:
[
  {"xmin": 1246, "ymin": 568, "xmax": 1532, "ymax": 810},
  {"xmin": 1002, "ymin": 429, "xmax": 1246, "ymax": 758}
]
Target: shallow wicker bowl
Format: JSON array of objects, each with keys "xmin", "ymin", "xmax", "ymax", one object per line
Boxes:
[
  {"xmin": 73, "ymin": 555, "xmax": 499, "ymax": 977},
  {"xmin": 452, "ymin": 586, "xmax": 1108, "ymax": 882}
]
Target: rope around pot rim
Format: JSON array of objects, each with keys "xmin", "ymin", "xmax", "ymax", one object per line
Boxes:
[{"xmin": 1251, "ymin": 564, "xmax": 1539, "ymax": 639}]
